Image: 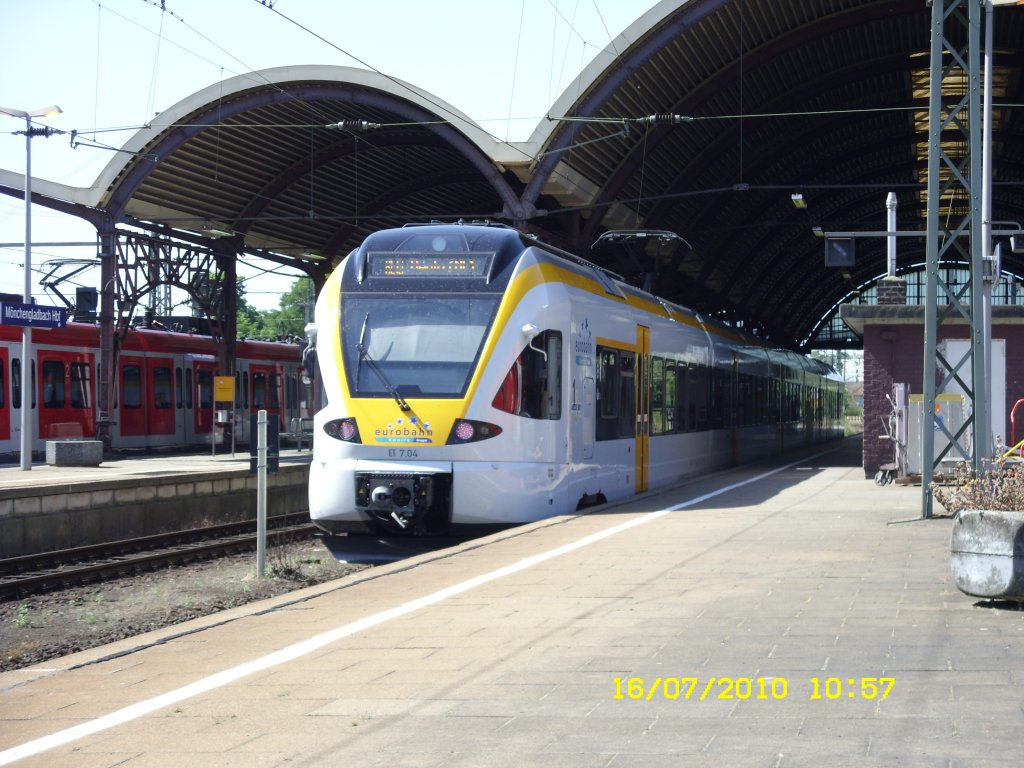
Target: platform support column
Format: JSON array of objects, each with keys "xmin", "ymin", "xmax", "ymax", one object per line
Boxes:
[
  {"xmin": 921, "ymin": 0, "xmax": 987, "ymax": 519},
  {"xmin": 97, "ymin": 217, "xmax": 117, "ymax": 450}
]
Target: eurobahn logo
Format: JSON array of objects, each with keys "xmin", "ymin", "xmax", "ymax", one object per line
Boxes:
[
  {"xmin": 0, "ymin": 302, "xmax": 67, "ymax": 329},
  {"xmin": 373, "ymin": 416, "xmax": 433, "ymax": 443}
]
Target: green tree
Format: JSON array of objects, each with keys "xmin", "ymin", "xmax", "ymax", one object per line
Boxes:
[
  {"xmin": 235, "ymin": 277, "xmax": 314, "ymax": 341},
  {"xmin": 234, "ymin": 278, "xmax": 267, "ymax": 339}
]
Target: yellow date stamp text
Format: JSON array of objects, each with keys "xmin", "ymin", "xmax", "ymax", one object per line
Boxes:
[{"xmin": 612, "ymin": 676, "xmax": 895, "ymax": 701}]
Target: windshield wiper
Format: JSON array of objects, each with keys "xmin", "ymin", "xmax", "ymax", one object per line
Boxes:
[{"xmin": 357, "ymin": 312, "xmax": 411, "ymax": 412}]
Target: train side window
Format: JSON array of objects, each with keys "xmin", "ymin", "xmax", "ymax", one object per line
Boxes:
[
  {"xmin": 153, "ymin": 366, "xmax": 172, "ymax": 409},
  {"xmin": 684, "ymin": 364, "xmax": 697, "ymax": 430},
  {"xmin": 596, "ymin": 346, "xmax": 635, "ymax": 441},
  {"xmin": 198, "ymin": 369, "xmax": 213, "ymax": 409},
  {"xmin": 185, "ymin": 368, "xmax": 193, "ymax": 409},
  {"xmin": 10, "ymin": 360, "xmax": 35, "ymax": 409},
  {"xmin": 175, "ymin": 368, "xmax": 183, "ymax": 408},
  {"xmin": 122, "ymin": 365, "xmax": 142, "ymax": 408},
  {"xmin": 597, "ymin": 348, "xmax": 618, "ymax": 423},
  {"xmin": 711, "ymin": 367, "xmax": 728, "ymax": 429},
  {"xmin": 70, "ymin": 363, "xmax": 91, "ymax": 408},
  {"xmin": 524, "ymin": 330, "xmax": 561, "ymax": 419},
  {"xmin": 252, "ymin": 372, "xmax": 266, "ymax": 409},
  {"xmin": 42, "ymin": 361, "xmax": 65, "ymax": 408},
  {"xmin": 0, "ymin": 359, "xmax": 5, "ymax": 408},
  {"xmin": 663, "ymin": 359, "xmax": 677, "ymax": 433},
  {"xmin": 688, "ymin": 363, "xmax": 710, "ymax": 431},
  {"xmin": 11, "ymin": 359, "xmax": 19, "ymax": 409},
  {"xmin": 300, "ymin": 376, "xmax": 312, "ymax": 414},
  {"xmin": 596, "ymin": 348, "xmax": 618, "ymax": 440},
  {"xmin": 651, "ymin": 357, "xmax": 666, "ymax": 436},
  {"xmin": 491, "ymin": 330, "xmax": 562, "ymax": 420},
  {"xmin": 269, "ymin": 373, "xmax": 281, "ymax": 409},
  {"xmin": 618, "ymin": 351, "xmax": 635, "ymax": 438}
]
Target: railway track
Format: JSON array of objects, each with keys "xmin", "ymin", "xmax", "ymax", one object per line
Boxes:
[{"xmin": 0, "ymin": 515, "xmax": 317, "ymax": 599}]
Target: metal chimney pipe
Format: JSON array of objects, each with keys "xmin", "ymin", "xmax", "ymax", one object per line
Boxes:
[{"xmin": 886, "ymin": 192, "xmax": 897, "ymax": 278}]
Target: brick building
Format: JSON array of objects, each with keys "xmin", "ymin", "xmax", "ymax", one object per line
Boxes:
[{"xmin": 840, "ymin": 277, "xmax": 1024, "ymax": 478}]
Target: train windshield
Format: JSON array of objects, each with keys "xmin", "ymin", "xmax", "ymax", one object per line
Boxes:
[{"xmin": 341, "ymin": 294, "xmax": 499, "ymax": 398}]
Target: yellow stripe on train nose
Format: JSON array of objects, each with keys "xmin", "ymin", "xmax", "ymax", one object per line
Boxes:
[{"xmin": 350, "ymin": 399, "xmax": 470, "ymax": 446}]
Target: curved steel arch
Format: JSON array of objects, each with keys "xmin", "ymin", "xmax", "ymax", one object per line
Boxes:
[
  {"xmin": 518, "ymin": 0, "xmax": 730, "ymax": 218},
  {"xmin": 103, "ymin": 82, "xmax": 522, "ymax": 226}
]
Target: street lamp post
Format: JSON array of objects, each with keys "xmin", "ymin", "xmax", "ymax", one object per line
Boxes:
[{"xmin": 0, "ymin": 104, "xmax": 62, "ymax": 470}]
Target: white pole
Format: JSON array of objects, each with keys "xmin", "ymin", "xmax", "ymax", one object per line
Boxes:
[
  {"xmin": 256, "ymin": 409, "xmax": 267, "ymax": 578},
  {"xmin": 1, "ymin": 105, "xmax": 60, "ymax": 470},
  {"xmin": 886, "ymin": 192, "xmax": 897, "ymax": 278},
  {"xmin": 982, "ymin": 0, "xmax": 995, "ymax": 456},
  {"xmin": 20, "ymin": 115, "xmax": 32, "ymax": 471}
]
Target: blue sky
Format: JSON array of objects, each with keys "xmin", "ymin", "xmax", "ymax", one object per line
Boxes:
[{"xmin": 0, "ymin": 0, "xmax": 658, "ymax": 310}]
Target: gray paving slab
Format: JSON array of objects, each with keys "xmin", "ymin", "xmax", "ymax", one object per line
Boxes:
[{"xmin": 1, "ymin": 436, "xmax": 1022, "ymax": 767}]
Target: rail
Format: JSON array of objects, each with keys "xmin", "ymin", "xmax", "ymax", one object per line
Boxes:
[{"xmin": 0, "ymin": 514, "xmax": 316, "ymax": 599}]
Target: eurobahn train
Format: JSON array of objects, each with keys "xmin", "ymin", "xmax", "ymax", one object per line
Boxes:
[
  {"xmin": 0, "ymin": 322, "xmax": 313, "ymax": 454},
  {"xmin": 307, "ymin": 222, "xmax": 844, "ymax": 537}
]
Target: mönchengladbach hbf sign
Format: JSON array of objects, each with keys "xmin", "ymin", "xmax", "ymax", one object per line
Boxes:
[{"xmin": 0, "ymin": 302, "xmax": 68, "ymax": 329}]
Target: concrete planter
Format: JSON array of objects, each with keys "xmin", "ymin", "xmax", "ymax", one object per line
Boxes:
[
  {"xmin": 950, "ymin": 509, "xmax": 1024, "ymax": 600},
  {"xmin": 45, "ymin": 440, "xmax": 103, "ymax": 467}
]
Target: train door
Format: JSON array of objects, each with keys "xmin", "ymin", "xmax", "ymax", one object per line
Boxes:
[
  {"xmin": 249, "ymin": 364, "xmax": 284, "ymax": 429},
  {"xmin": 0, "ymin": 347, "xmax": 9, "ymax": 443},
  {"xmin": 194, "ymin": 362, "xmax": 215, "ymax": 437},
  {"xmin": 117, "ymin": 355, "xmax": 175, "ymax": 441},
  {"xmin": 182, "ymin": 357, "xmax": 217, "ymax": 444},
  {"xmin": 118, "ymin": 355, "xmax": 147, "ymax": 439},
  {"xmin": 235, "ymin": 360, "xmax": 250, "ymax": 442},
  {"xmin": 10, "ymin": 356, "xmax": 35, "ymax": 449},
  {"xmin": 149, "ymin": 357, "xmax": 175, "ymax": 439},
  {"xmin": 174, "ymin": 358, "xmax": 186, "ymax": 440},
  {"xmin": 38, "ymin": 351, "xmax": 96, "ymax": 439},
  {"xmin": 635, "ymin": 325, "xmax": 650, "ymax": 493}
]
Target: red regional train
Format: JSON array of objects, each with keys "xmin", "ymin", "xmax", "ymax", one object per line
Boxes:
[{"xmin": 0, "ymin": 322, "xmax": 314, "ymax": 455}]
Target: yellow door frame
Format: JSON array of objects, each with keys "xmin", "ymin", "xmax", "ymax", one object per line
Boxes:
[{"xmin": 636, "ymin": 325, "xmax": 650, "ymax": 493}]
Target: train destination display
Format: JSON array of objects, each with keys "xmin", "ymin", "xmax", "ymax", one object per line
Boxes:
[{"xmin": 367, "ymin": 253, "xmax": 491, "ymax": 277}]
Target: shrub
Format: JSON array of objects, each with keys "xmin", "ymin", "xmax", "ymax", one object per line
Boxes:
[{"xmin": 932, "ymin": 460, "xmax": 1024, "ymax": 514}]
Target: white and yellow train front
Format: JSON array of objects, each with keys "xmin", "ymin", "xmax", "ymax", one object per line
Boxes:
[{"xmin": 308, "ymin": 224, "xmax": 586, "ymax": 536}]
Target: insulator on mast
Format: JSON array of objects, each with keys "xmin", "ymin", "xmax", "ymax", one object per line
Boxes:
[{"xmin": 326, "ymin": 120, "xmax": 382, "ymax": 132}]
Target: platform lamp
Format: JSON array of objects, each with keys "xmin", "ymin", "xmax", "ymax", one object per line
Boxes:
[{"xmin": 0, "ymin": 104, "xmax": 63, "ymax": 470}]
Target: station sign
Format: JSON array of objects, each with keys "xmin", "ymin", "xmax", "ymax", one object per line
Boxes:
[{"xmin": 0, "ymin": 301, "xmax": 68, "ymax": 329}]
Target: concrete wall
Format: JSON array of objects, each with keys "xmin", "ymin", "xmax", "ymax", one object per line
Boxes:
[{"xmin": 0, "ymin": 464, "xmax": 310, "ymax": 558}]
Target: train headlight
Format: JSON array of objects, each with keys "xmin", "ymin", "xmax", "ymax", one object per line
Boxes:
[
  {"xmin": 324, "ymin": 417, "xmax": 361, "ymax": 443},
  {"xmin": 446, "ymin": 419, "xmax": 502, "ymax": 445}
]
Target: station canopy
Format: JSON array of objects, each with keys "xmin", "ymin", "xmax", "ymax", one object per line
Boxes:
[{"xmin": 5, "ymin": 0, "xmax": 1024, "ymax": 350}]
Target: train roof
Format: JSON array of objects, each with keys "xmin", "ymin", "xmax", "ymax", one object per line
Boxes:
[{"xmin": 354, "ymin": 223, "xmax": 835, "ymax": 373}]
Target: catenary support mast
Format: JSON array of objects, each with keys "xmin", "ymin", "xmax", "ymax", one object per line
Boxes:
[{"xmin": 921, "ymin": 0, "xmax": 988, "ymax": 518}]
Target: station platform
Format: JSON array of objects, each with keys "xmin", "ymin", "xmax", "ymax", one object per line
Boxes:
[
  {"xmin": 1, "ymin": 436, "xmax": 1021, "ymax": 767},
  {"xmin": 0, "ymin": 450, "xmax": 313, "ymax": 558},
  {"xmin": 0, "ymin": 448, "xmax": 312, "ymax": 493}
]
